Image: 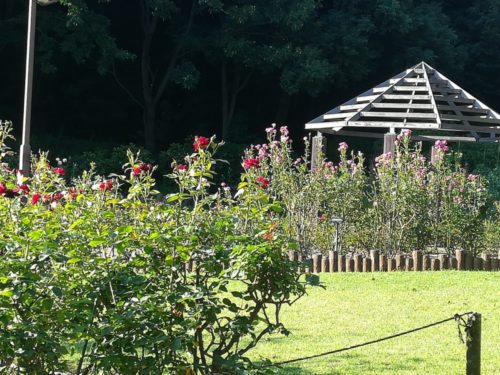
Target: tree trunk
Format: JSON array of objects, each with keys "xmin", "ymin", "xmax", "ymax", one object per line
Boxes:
[
  {"xmin": 221, "ymin": 61, "xmax": 251, "ymax": 141},
  {"xmin": 143, "ymin": 102, "xmax": 156, "ymax": 151}
]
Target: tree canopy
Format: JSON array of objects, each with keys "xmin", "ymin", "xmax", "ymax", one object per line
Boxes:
[{"xmin": 0, "ymin": 0, "xmax": 499, "ymax": 155}]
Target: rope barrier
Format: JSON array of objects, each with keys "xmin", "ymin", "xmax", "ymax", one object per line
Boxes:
[{"xmin": 259, "ymin": 311, "xmax": 474, "ymax": 368}]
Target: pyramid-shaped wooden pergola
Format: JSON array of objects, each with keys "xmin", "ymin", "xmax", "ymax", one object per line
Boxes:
[{"xmin": 306, "ymin": 62, "xmax": 500, "ymax": 151}]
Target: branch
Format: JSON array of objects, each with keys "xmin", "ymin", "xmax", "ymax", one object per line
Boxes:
[{"xmin": 112, "ymin": 63, "xmax": 143, "ymax": 109}]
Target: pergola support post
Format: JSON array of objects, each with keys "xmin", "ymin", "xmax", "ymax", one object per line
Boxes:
[
  {"xmin": 383, "ymin": 132, "xmax": 396, "ymax": 155},
  {"xmin": 311, "ymin": 132, "xmax": 326, "ymax": 171}
]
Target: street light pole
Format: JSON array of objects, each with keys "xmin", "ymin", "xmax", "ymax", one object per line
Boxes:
[{"xmin": 19, "ymin": 0, "xmax": 38, "ymax": 181}]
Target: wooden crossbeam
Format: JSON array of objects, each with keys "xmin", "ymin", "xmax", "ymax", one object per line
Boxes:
[
  {"xmin": 348, "ymin": 121, "xmax": 438, "ymax": 128},
  {"xmin": 371, "ymin": 103, "xmax": 434, "ymax": 109},
  {"xmin": 441, "ymin": 123, "xmax": 500, "ymax": 134},
  {"xmin": 340, "ymin": 103, "xmax": 365, "ymax": 111},
  {"xmin": 360, "ymin": 112, "xmax": 436, "ymax": 119},
  {"xmin": 441, "ymin": 114, "xmax": 500, "ymax": 124},
  {"xmin": 357, "ymin": 95, "xmax": 378, "ymax": 102},
  {"xmin": 433, "ymin": 96, "xmax": 474, "ymax": 105},
  {"xmin": 323, "ymin": 112, "xmax": 357, "ymax": 120},
  {"xmin": 393, "ymin": 86, "xmax": 429, "ymax": 92},
  {"xmin": 382, "ymin": 94, "xmax": 430, "ymax": 100},
  {"xmin": 437, "ymin": 105, "xmax": 489, "ymax": 115},
  {"xmin": 390, "ymin": 78, "xmax": 427, "ymax": 84}
]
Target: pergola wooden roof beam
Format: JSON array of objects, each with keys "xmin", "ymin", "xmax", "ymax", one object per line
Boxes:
[{"xmin": 305, "ymin": 61, "xmax": 500, "ymax": 142}]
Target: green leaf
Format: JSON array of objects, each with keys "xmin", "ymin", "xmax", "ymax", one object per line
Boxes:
[{"xmin": 0, "ymin": 289, "xmax": 13, "ymax": 298}]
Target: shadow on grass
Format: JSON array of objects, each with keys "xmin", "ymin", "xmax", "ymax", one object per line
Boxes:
[{"xmin": 257, "ymin": 352, "xmax": 427, "ymax": 374}]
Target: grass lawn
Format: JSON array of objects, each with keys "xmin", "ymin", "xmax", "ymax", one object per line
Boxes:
[{"xmin": 248, "ymin": 272, "xmax": 500, "ymax": 374}]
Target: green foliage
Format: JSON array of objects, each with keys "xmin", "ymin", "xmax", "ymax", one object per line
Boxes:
[{"xmin": 0, "ymin": 123, "xmax": 307, "ymax": 374}]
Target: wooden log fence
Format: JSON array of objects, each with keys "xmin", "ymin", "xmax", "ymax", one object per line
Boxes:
[{"xmin": 288, "ymin": 250, "xmax": 500, "ymax": 273}]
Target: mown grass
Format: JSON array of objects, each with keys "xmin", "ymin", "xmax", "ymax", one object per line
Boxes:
[{"xmin": 247, "ymin": 272, "xmax": 500, "ymax": 374}]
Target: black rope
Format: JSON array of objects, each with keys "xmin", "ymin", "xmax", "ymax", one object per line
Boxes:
[{"xmin": 259, "ymin": 311, "xmax": 474, "ymax": 368}]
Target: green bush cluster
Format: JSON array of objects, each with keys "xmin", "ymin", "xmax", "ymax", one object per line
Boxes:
[{"xmin": 0, "ymin": 124, "xmax": 311, "ymax": 374}]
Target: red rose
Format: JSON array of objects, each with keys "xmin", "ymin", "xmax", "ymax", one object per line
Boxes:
[
  {"xmin": 67, "ymin": 187, "xmax": 78, "ymax": 199},
  {"xmin": 243, "ymin": 158, "xmax": 260, "ymax": 170},
  {"xmin": 140, "ymin": 163, "xmax": 152, "ymax": 172},
  {"xmin": 99, "ymin": 180, "xmax": 113, "ymax": 192},
  {"xmin": 53, "ymin": 167, "xmax": 65, "ymax": 176},
  {"xmin": 31, "ymin": 193, "xmax": 41, "ymax": 205},
  {"xmin": 193, "ymin": 136, "xmax": 210, "ymax": 152},
  {"xmin": 177, "ymin": 164, "xmax": 187, "ymax": 171},
  {"xmin": 255, "ymin": 176, "xmax": 269, "ymax": 188},
  {"xmin": 133, "ymin": 166, "xmax": 141, "ymax": 176},
  {"xmin": 52, "ymin": 192, "xmax": 63, "ymax": 203},
  {"xmin": 18, "ymin": 184, "xmax": 30, "ymax": 194},
  {"xmin": 0, "ymin": 182, "xmax": 6, "ymax": 195}
]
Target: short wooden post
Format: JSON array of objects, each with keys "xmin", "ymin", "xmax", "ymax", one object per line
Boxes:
[
  {"xmin": 456, "ymin": 250, "xmax": 465, "ymax": 270},
  {"xmin": 380, "ymin": 254, "xmax": 388, "ymax": 272},
  {"xmin": 346, "ymin": 256, "xmax": 354, "ymax": 272},
  {"xmin": 466, "ymin": 313, "xmax": 481, "ymax": 375},
  {"xmin": 431, "ymin": 258, "xmax": 440, "ymax": 271},
  {"xmin": 313, "ymin": 254, "xmax": 322, "ymax": 273},
  {"xmin": 438, "ymin": 254, "xmax": 448, "ymax": 270},
  {"xmin": 329, "ymin": 251, "xmax": 338, "ymax": 273},
  {"xmin": 354, "ymin": 254, "xmax": 362, "ymax": 272},
  {"xmin": 371, "ymin": 250, "xmax": 379, "ymax": 272},
  {"xmin": 191, "ymin": 260, "xmax": 197, "ymax": 272},
  {"xmin": 491, "ymin": 258, "xmax": 498, "ymax": 271},
  {"xmin": 481, "ymin": 253, "xmax": 491, "ymax": 271},
  {"xmin": 423, "ymin": 255, "xmax": 430, "ymax": 271},
  {"xmin": 338, "ymin": 255, "xmax": 345, "ymax": 272},
  {"xmin": 473, "ymin": 257, "xmax": 483, "ymax": 271},
  {"xmin": 405, "ymin": 257, "xmax": 413, "ymax": 271},
  {"xmin": 451, "ymin": 257, "xmax": 458, "ymax": 270},
  {"xmin": 304, "ymin": 258, "xmax": 312, "ymax": 273},
  {"xmin": 311, "ymin": 133, "xmax": 326, "ymax": 171},
  {"xmin": 288, "ymin": 250, "xmax": 297, "ymax": 262},
  {"xmin": 395, "ymin": 254, "xmax": 404, "ymax": 270},
  {"xmin": 321, "ymin": 256, "xmax": 329, "ymax": 273},
  {"xmin": 362, "ymin": 257, "xmax": 371, "ymax": 272},
  {"xmin": 388, "ymin": 258, "xmax": 396, "ymax": 271},
  {"xmin": 413, "ymin": 250, "xmax": 423, "ymax": 271},
  {"xmin": 298, "ymin": 254, "xmax": 304, "ymax": 273}
]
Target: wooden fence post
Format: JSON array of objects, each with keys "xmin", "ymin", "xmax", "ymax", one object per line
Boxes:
[
  {"xmin": 466, "ymin": 313, "xmax": 481, "ymax": 375},
  {"xmin": 405, "ymin": 257, "xmax": 413, "ymax": 271},
  {"xmin": 431, "ymin": 258, "xmax": 440, "ymax": 271},
  {"xmin": 329, "ymin": 251, "xmax": 338, "ymax": 273},
  {"xmin": 354, "ymin": 254, "xmax": 362, "ymax": 272},
  {"xmin": 362, "ymin": 257, "xmax": 371, "ymax": 272},
  {"xmin": 438, "ymin": 254, "xmax": 448, "ymax": 270},
  {"xmin": 388, "ymin": 258, "xmax": 396, "ymax": 271},
  {"xmin": 346, "ymin": 256, "xmax": 354, "ymax": 272},
  {"xmin": 321, "ymin": 256, "xmax": 329, "ymax": 273},
  {"xmin": 298, "ymin": 254, "xmax": 304, "ymax": 273},
  {"xmin": 371, "ymin": 250, "xmax": 379, "ymax": 272},
  {"xmin": 413, "ymin": 250, "xmax": 423, "ymax": 271},
  {"xmin": 451, "ymin": 257, "xmax": 458, "ymax": 270},
  {"xmin": 481, "ymin": 253, "xmax": 491, "ymax": 271},
  {"xmin": 491, "ymin": 257, "xmax": 498, "ymax": 271},
  {"xmin": 379, "ymin": 254, "xmax": 387, "ymax": 272},
  {"xmin": 338, "ymin": 255, "xmax": 345, "ymax": 272},
  {"xmin": 395, "ymin": 254, "xmax": 404, "ymax": 270},
  {"xmin": 313, "ymin": 254, "xmax": 322, "ymax": 273},
  {"xmin": 423, "ymin": 255, "xmax": 430, "ymax": 271},
  {"xmin": 456, "ymin": 250, "xmax": 465, "ymax": 270}
]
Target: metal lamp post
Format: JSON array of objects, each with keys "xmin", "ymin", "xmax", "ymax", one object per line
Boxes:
[
  {"xmin": 19, "ymin": 0, "xmax": 58, "ymax": 182},
  {"xmin": 331, "ymin": 216, "xmax": 343, "ymax": 253}
]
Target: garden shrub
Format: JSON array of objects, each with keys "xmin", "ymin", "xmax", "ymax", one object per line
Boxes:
[{"xmin": 0, "ymin": 123, "xmax": 309, "ymax": 374}]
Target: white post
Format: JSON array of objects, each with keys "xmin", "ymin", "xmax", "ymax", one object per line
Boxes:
[{"xmin": 19, "ymin": 0, "xmax": 38, "ymax": 181}]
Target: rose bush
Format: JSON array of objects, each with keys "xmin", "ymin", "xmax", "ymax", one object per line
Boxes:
[{"xmin": 0, "ymin": 122, "xmax": 311, "ymax": 374}]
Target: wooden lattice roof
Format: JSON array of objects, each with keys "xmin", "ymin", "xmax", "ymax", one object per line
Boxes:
[{"xmin": 306, "ymin": 62, "xmax": 500, "ymax": 142}]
